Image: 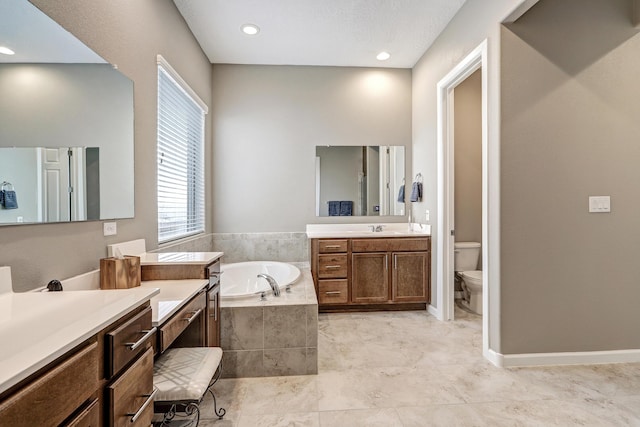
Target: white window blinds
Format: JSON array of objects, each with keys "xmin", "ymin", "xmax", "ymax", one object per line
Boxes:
[{"xmin": 157, "ymin": 56, "xmax": 206, "ymax": 243}]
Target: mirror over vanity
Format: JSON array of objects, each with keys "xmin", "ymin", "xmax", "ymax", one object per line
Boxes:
[
  {"xmin": 0, "ymin": 1, "xmax": 134, "ymax": 226},
  {"xmin": 315, "ymin": 145, "xmax": 405, "ymax": 217}
]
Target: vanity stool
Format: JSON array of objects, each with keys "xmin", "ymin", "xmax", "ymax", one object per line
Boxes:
[{"xmin": 153, "ymin": 347, "xmax": 226, "ymax": 426}]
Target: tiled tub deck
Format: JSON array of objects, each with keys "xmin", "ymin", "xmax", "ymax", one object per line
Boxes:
[{"xmin": 220, "ymin": 267, "xmax": 318, "ymax": 378}]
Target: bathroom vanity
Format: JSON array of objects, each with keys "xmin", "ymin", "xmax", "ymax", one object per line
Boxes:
[
  {"xmin": 0, "ymin": 287, "xmax": 159, "ymax": 426},
  {"xmin": 307, "ymin": 224, "xmax": 431, "ymax": 312},
  {"xmin": 138, "ymin": 252, "xmax": 223, "ymax": 348}
]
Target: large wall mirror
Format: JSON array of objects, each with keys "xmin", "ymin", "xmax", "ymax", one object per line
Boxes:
[
  {"xmin": 316, "ymin": 145, "xmax": 405, "ymax": 217},
  {"xmin": 0, "ymin": 1, "xmax": 134, "ymax": 226}
]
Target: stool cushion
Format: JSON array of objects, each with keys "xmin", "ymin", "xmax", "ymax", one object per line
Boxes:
[{"xmin": 154, "ymin": 347, "xmax": 223, "ymax": 402}]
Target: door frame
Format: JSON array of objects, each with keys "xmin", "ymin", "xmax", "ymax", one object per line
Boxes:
[{"xmin": 436, "ymin": 40, "xmax": 490, "ymax": 354}]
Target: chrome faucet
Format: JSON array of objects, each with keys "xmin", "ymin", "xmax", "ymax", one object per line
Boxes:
[{"xmin": 257, "ymin": 273, "xmax": 280, "ymax": 297}]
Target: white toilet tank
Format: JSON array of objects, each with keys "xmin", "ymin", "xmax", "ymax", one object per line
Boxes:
[{"xmin": 454, "ymin": 242, "xmax": 481, "ymax": 272}]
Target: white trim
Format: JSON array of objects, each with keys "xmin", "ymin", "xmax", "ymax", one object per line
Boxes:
[
  {"xmin": 499, "ymin": 349, "xmax": 640, "ymax": 367},
  {"xmin": 485, "ymin": 348, "xmax": 503, "ymax": 367},
  {"xmin": 436, "ymin": 40, "xmax": 489, "ymax": 350},
  {"xmin": 427, "ymin": 304, "xmax": 441, "ymax": 319},
  {"xmin": 156, "ymin": 54, "xmax": 208, "ymax": 114}
]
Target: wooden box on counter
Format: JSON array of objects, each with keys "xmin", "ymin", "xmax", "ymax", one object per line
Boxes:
[{"xmin": 100, "ymin": 256, "xmax": 141, "ymax": 289}]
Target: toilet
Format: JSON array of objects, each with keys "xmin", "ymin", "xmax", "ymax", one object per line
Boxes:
[{"xmin": 454, "ymin": 242, "xmax": 483, "ymax": 315}]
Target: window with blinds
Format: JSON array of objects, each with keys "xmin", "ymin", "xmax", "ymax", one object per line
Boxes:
[{"xmin": 157, "ymin": 56, "xmax": 207, "ymax": 243}]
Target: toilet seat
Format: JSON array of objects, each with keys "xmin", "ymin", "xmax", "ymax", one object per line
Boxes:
[{"xmin": 460, "ymin": 270, "xmax": 482, "ymax": 283}]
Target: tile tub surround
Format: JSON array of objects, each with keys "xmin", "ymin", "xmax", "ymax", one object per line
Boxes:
[
  {"xmin": 197, "ymin": 308, "xmax": 640, "ymax": 427},
  {"xmin": 211, "ymin": 232, "xmax": 309, "ymax": 264},
  {"xmin": 220, "ymin": 267, "xmax": 318, "ymax": 378}
]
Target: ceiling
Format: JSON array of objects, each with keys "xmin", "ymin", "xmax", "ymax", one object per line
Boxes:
[
  {"xmin": 173, "ymin": 0, "xmax": 468, "ymax": 68},
  {"xmin": 0, "ymin": 1, "xmax": 105, "ymax": 63}
]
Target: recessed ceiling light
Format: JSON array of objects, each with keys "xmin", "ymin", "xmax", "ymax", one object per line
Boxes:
[
  {"xmin": 0, "ymin": 46, "xmax": 15, "ymax": 55},
  {"xmin": 241, "ymin": 24, "xmax": 260, "ymax": 36},
  {"xmin": 376, "ymin": 51, "xmax": 391, "ymax": 61}
]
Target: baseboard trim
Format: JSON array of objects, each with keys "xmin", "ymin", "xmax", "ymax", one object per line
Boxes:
[
  {"xmin": 427, "ymin": 304, "xmax": 442, "ymax": 320},
  {"xmin": 494, "ymin": 349, "xmax": 640, "ymax": 367}
]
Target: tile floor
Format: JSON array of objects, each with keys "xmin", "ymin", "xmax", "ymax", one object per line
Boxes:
[{"xmin": 198, "ymin": 309, "xmax": 640, "ymax": 426}]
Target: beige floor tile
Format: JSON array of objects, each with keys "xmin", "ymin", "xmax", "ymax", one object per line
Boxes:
[
  {"xmin": 237, "ymin": 412, "xmax": 320, "ymax": 427},
  {"xmin": 211, "ymin": 308, "xmax": 640, "ymax": 426},
  {"xmin": 319, "ymin": 408, "xmax": 403, "ymax": 427}
]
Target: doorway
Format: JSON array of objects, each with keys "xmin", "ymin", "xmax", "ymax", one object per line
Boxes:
[{"xmin": 436, "ymin": 40, "xmax": 490, "ymax": 358}]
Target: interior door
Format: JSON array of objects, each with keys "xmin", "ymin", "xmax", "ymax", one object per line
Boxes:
[{"xmin": 40, "ymin": 148, "xmax": 70, "ymax": 222}]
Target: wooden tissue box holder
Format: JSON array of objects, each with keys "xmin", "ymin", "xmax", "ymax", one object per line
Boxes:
[{"xmin": 100, "ymin": 256, "xmax": 141, "ymax": 289}]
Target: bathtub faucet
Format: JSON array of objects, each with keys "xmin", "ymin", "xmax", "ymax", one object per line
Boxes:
[{"xmin": 257, "ymin": 273, "xmax": 280, "ymax": 297}]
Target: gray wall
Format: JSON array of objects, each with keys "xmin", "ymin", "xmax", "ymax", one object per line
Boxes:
[
  {"xmin": 501, "ymin": 0, "xmax": 640, "ymax": 353},
  {"xmin": 0, "ymin": 0, "xmax": 212, "ymax": 291},
  {"xmin": 316, "ymin": 146, "xmax": 362, "ymax": 216},
  {"xmin": 211, "ymin": 65, "xmax": 412, "ymax": 233},
  {"xmin": 412, "ymin": 0, "xmax": 526, "ymax": 351},
  {"xmin": 0, "ymin": 149, "xmax": 38, "ymax": 224},
  {"xmin": 454, "ymin": 69, "xmax": 482, "ymax": 249}
]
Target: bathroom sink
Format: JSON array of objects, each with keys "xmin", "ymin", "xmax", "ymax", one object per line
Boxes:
[{"xmin": 306, "ymin": 223, "xmax": 431, "ymax": 238}]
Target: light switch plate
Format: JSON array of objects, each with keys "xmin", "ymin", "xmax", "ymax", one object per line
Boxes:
[
  {"xmin": 103, "ymin": 222, "xmax": 117, "ymax": 236},
  {"xmin": 589, "ymin": 196, "xmax": 611, "ymax": 213}
]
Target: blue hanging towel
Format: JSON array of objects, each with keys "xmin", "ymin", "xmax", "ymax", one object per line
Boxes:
[
  {"xmin": 339, "ymin": 201, "xmax": 353, "ymax": 216},
  {"xmin": 397, "ymin": 184, "xmax": 405, "ymax": 203},
  {"xmin": 328, "ymin": 201, "xmax": 340, "ymax": 216},
  {"xmin": 0, "ymin": 182, "xmax": 18, "ymax": 209},
  {"xmin": 409, "ymin": 181, "xmax": 422, "ymax": 202}
]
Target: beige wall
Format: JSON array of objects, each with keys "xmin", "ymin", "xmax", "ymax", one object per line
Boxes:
[
  {"xmin": 501, "ymin": 0, "xmax": 640, "ymax": 353},
  {"xmin": 0, "ymin": 0, "xmax": 212, "ymax": 291},
  {"xmin": 454, "ymin": 69, "xmax": 482, "ymax": 249},
  {"xmin": 211, "ymin": 65, "xmax": 412, "ymax": 233}
]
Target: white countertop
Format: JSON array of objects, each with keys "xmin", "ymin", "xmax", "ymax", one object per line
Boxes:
[
  {"xmin": 140, "ymin": 279, "xmax": 209, "ymax": 326},
  {"xmin": 139, "ymin": 252, "xmax": 223, "ymax": 266},
  {"xmin": 0, "ymin": 287, "xmax": 158, "ymax": 395},
  {"xmin": 305, "ymin": 223, "xmax": 431, "ymax": 239}
]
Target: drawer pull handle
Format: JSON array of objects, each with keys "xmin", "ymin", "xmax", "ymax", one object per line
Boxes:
[
  {"xmin": 325, "ymin": 245, "xmax": 341, "ymax": 249},
  {"xmin": 184, "ymin": 308, "xmax": 203, "ymax": 324},
  {"xmin": 325, "ymin": 291, "xmax": 342, "ymax": 295},
  {"xmin": 325, "ymin": 265, "xmax": 342, "ymax": 269},
  {"xmin": 125, "ymin": 327, "xmax": 157, "ymax": 351},
  {"xmin": 128, "ymin": 387, "xmax": 158, "ymax": 423}
]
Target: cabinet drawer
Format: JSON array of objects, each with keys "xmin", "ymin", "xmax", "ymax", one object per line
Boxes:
[
  {"xmin": 352, "ymin": 238, "xmax": 430, "ymax": 253},
  {"xmin": 64, "ymin": 398, "xmax": 100, "ymax": 427},
  {"xmin": 319, "ymin": 239, "xmax": 348, "ymax": 253},
  {"xmin": 159, "ymin": 290, "xmax": 207, "ymax": 353},
  {"xmin": 107, "ymin": 348, "xmax": 155, "ymax": 427},
  {"xmin": 106, "ymin": 306, "xmax": 154, "ymax": 378},
  {"xmin": 0, "ymin": 342, "xmax": 99, "ymax": 427},
  {"xmin": 318, "ymin": 280, "xmax": 348, "ymax": 304},
  {"xmin": 318, "ymin": 254, "xmax": 348, "ymax": 278}
]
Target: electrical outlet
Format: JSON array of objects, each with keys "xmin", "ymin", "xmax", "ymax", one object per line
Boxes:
[
  {"xmin": 16, "ymin": 216, "xmax": 23, "ymax": 223},
  {"xmin": 425, "ymin": 210, "xmax": 430, "ymax": 222},
  {"xmin": 103, "ymin": 222, "xmax": 117, "ymax": 236}
]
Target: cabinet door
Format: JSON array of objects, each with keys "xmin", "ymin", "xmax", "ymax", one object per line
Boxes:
[
  {"xmin": 392, "ymin": 252, "xmax": 428, "ymax": 302},
  {"xmin": 351, "ymin": 253, "xmax": 389, "ymax": 303}
]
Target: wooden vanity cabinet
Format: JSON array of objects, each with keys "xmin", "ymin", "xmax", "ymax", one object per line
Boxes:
[
  {"xmin": 311, "ymin": 237, "xmax": 430, "ymax": 312},
  {"xmin": 141, "ymin": 257, "xmax": 222, "ymax": 348},
  {"xmin": 0, "ymin": 301, "xmax": 155, "ymax": 427},
  {"xmin": 160, "ymin": 289, "xmax": 207, "ymax": 353},
  {"xmin": 0, "ymin": 341, "xmax": 99, "ymax": 427},
  {"xmin": 312, "ymin": 239, "xmax": 350, "ymax": 305}
]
